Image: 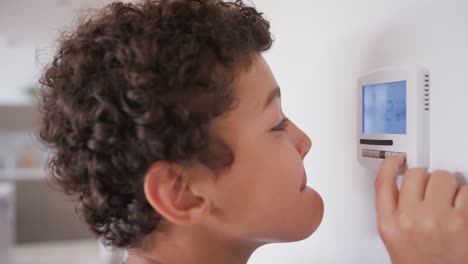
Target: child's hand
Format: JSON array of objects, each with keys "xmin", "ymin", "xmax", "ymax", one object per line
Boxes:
[{"xmin": 375, "ymin": 156, "xmax": 468, "ymax": 264}]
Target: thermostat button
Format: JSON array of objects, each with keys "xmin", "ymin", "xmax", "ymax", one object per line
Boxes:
[
  {"xmin": 379, "ymin": 151, "xmax": 386, "ymax": 159},
  {"xmin": 373, "ymin": 150, "xmax": 380, "ymax": 158}
]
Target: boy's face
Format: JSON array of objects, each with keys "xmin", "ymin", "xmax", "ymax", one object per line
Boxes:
[{"xmin": 200, "ymin": 53, "xmax": 324, "ymax": 243}]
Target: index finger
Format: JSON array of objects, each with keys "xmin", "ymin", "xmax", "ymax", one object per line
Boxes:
[{"xmin": 375, "ymin": 155, "xmax": 405, "ymax": 219}]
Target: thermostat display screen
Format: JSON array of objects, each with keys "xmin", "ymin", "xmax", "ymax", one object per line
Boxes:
[{"xmin": 362, "ymin": 81, "xmax": 407, "ymax": 134}]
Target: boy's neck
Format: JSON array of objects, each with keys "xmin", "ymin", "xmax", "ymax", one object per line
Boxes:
[{"xmin": 126, "ymin": 223, "xmax": 261, "ymax": 264}]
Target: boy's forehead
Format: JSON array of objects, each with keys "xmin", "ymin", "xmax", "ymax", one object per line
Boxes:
[
  {"xmin": 233, "ymin": 54, "xmax": 278, "ymax": 113},
  {"xmin": 213, "ymin": 55, "xmax": 278, "ymax": 145},
  {"xmin": 214, "ymin": 54, "xmax": 278, "ymax": 134}
]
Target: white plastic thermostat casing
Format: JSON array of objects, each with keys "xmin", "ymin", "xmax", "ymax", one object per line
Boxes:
[{"xmin": 357, "ymin": 67, "xmax": 430, "ymax": 172}]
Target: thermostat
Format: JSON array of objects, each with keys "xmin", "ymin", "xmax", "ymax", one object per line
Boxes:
[{"xmin": 357, "ymin": 67, "xmax": 430, "ymax": 171}]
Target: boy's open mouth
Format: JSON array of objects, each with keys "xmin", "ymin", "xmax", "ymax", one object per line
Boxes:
[{"xmin": 300, "ymin": 170, "xmax": 307, "ymax": 191}]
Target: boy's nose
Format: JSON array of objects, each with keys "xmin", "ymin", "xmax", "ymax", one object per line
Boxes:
[{"xmin": 296, "ymin": 126, "xmax": 312, "ymax": 160}]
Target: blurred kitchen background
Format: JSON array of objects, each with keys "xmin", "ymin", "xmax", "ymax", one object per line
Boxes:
[{"xmin": 0, "ymin": 0, "xmax": 126, "ymax": 263}]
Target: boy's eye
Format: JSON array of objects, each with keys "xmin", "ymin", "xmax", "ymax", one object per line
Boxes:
[{"xmin": 272, "ymin": 118, "xmax": 290, "ymax": 131}]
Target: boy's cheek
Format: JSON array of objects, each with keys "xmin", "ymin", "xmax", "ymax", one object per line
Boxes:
[
  {"xmin": 207, "ymin": 171, "xmax": 324, "ymax": 243},
  {"xmin": 244, "ymin": 189, "xmax": 324, "ymax": 242}
]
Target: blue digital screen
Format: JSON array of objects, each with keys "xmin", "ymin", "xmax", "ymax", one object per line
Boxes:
[{"xmin": 362, "ymin": 81, "xmax": 407, "ymax": 134}]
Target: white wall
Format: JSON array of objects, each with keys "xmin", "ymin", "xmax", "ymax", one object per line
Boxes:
[{"xmin": 249, "ymin": 0, "xmax": 468, "ymax": 263}]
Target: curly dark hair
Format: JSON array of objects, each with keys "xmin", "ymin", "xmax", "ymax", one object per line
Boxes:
[{"xmin": 38, "ymin": 0, "xmax": 272, "ymax": 248}]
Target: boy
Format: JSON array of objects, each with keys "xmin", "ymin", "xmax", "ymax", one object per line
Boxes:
[{"xmin": 38, "ymin": 0, "xmax": 468, "ymax": 263}]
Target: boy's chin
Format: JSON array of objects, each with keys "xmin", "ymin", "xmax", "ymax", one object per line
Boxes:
[
  {"xmin": 294, "ymin": 187, "xmax": 325, "ymax": 241},
  {"xmin": 268, "ymin": 189, "xmax": 325, "ymax": 244}
]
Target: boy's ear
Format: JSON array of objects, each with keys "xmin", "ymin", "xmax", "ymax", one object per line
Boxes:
[{"xmin": 143, "ymin": 161, "xmax": 209, "ymax": 225}]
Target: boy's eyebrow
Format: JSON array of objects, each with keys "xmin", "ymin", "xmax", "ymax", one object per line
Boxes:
[{"xmin": 263, "ymin": 86, "xmax": 281, "ymax": 111}]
